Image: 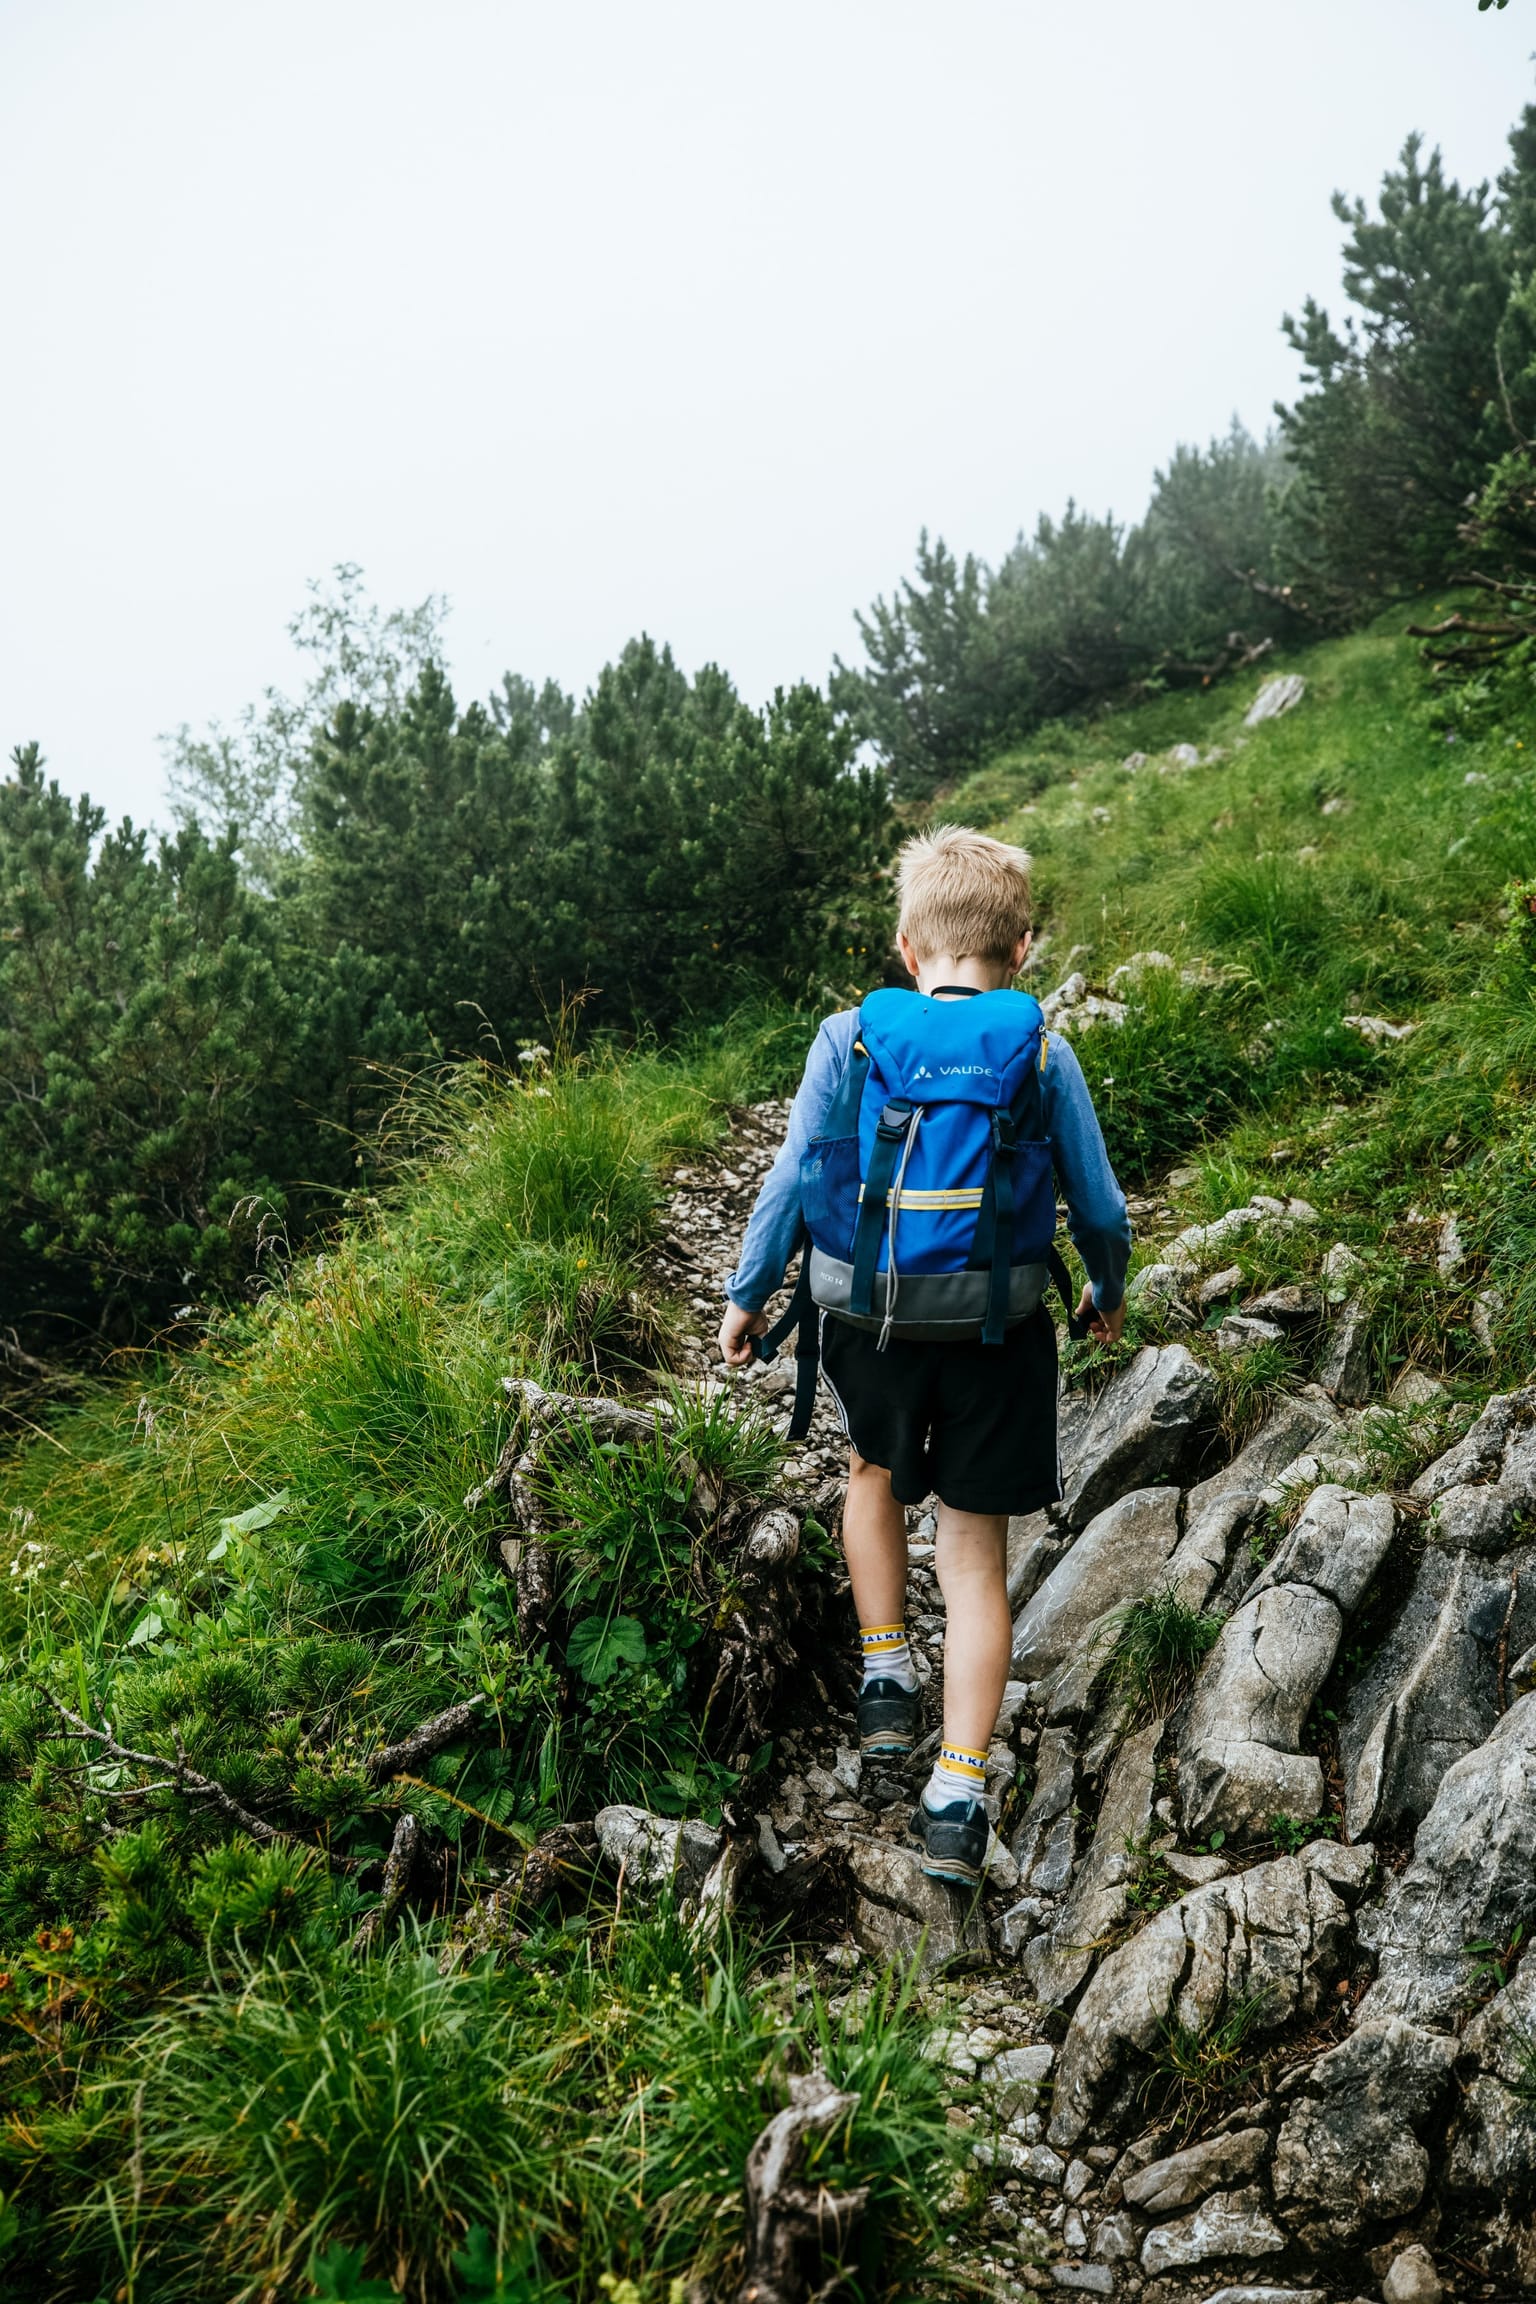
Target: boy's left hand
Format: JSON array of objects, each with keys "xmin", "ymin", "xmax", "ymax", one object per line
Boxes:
[
  {"xmin": 718, "ymin": 1302, "xmax": 770, "ymax": 1367},
  {"xmin": 1077, "ymin": 1284, "xmax": 1125, "ymax": 1346}
]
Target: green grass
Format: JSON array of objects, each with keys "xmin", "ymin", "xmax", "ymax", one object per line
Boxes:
[
  {"xmin": 0, "ymin": 1004, "xmax": 963, "ymax": 2302},
  {"xmin": 945, "ymin": 607, "xmax": 1536, "ymax": 1381},
  {"xmin": 0, "ymin": 1908, "xmax": 954, "ymax": 2303},
  {"xmin": 1098, "ymin": 1588, "xmax": 1223, "ymax": 1729},
  {"xmin": 1137, "ymin": 1995, "xmax": 1267, "ymax": 2136}
]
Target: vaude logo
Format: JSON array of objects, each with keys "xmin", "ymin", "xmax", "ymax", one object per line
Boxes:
[
  {"xmin": 912, "ymin": 1065, "xmax": 933, "ymax": 1079},
  {"xmin": 909, "ymin": 1062, "xmax": 995, "ymax": 1080}
]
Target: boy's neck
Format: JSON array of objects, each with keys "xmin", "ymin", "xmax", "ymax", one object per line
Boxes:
[{"xmin": 913, "ymin": 953, "xmax": 1015, "ymax": 998}]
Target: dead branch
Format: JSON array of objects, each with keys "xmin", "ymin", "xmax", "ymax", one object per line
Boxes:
[
  {"xmin": 366, "ymin": 1695, "xmax": 488, "ymax": 1783},
  {"xmin": 351, "ymin": 1810, "xmax": 421, "ymax": 1953},
  {"xmin": 734, "ymin": 2066, "xmax": 870, "ymax": 2304},
  {"xmin": 36, "ymin": 1690, "xmax": 304, "ymax": 1851}
]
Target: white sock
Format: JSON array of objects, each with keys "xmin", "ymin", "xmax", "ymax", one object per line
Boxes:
[
  {"xmin": 860, "ymin": 1622, "xmax": 918, "ymax": 1694},
  {"xmin": 923, "ymin": 1743, "xmax": 988, "ymax": 1811}
]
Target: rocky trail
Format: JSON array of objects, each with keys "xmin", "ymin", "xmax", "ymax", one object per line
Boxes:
[{"xmin": 510, "ymin": 1092, "xmax": 1536, "ymax": 2304}]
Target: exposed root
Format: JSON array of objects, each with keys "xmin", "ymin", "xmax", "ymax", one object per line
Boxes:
[{"xmin": 733, "ymin": 2066, "xmax": 869, "ymax": 2304}]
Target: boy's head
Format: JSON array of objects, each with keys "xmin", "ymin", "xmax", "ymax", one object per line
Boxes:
[{"xmin": 896, "ymin": 824, "xmax": 1032, "ymax": 973}]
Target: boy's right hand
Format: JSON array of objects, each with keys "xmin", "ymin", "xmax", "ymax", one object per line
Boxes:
[
  {"xmin": 718, "ymin": 1302, "xmax": 769, "ymax": 1367},
  {"xmin": 1077, "ymin": 1284, "xmax": 1126, "ymax": 1346}
]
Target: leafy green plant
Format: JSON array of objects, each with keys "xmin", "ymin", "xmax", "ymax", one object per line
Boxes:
[
  {"xmin": 1465, "ymin": 1924, "xmax": 1526, "ymax": 2004},
  {"xmin": 1098, "ymin": 1587, "xmax": 1223, "ymax": 1729},
  {"xmin": 1268, "ymin": 1811, "xmax": 1337, "ymax": 1856},
  {"xmin": 1122, "ymin": 1834, "xmax": 1181, "ymax": 1918}
]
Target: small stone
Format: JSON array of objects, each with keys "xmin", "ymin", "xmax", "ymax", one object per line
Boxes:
[
  {"xmin": 1020, "ymin": 2142, "xmax": 1067, "ymax": 2187},
  {"xmin": 1140, "ymin": 2185, "xmax": 1287, "ymax": 2275},
  {"xmin": 1163, "ymin": 1849, "xmax": 1229, "ymax": 1886},
  {"xmin": 833, "ymin": 1743, "xmax": 862, "ymax": 1793},
  {"xmin": 1064, "ymin": 2156, "xmax": 1093, "ymax": 2203},
  {"xmin": 1093, "ymin": 2211, "xmax": 1136, "ymax": 2262},
  {"xmin": 1382, "ymin": 2243, "xmax": 1441, "ymax": 2304},
  {"xmin": 1198, "ymin": 1264, "xmax": 1246, "ymax": 1310},
  {"xmin": 1063, "ymin": 2208, "xmax": 1088, "ymax": 2250},
  {"xmin": 1245, "ymin": 672, "xmax": 1306, "ymax": 725},
  {"xmin": 1216, "ymin": 1313, "xmax": 1285, "ymax": 1356},
  {"xmin": 1387, "ymin": 1366, "xmax": 1445, "ymax": 1408},
  {"xmin": 1051, "ymin": 2267, "xmax": 1113, "ymax": 2296}
]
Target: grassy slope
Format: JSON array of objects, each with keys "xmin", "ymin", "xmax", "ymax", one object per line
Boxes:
[
  {"xmin": 1, "ymin": 614, "xmax": 1532, "ymax": 2301},
  {"xmin": 0, "ymin": 1025, "xmax": 957, "ymax": 2304},
  {"xmin": 946, "ymin": 610, "xmax": 1536, "ymax": 1391}
]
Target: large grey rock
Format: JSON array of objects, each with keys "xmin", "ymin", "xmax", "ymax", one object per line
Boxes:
[
  {"xmin": 1013, "ymin": 1486, "xmax": 1182, "ymax": 1682},
  {"xmin": 594, "ymin": 1805, "xmax": 722, "ymax": 1892},
  {"xmin": 1049, "ymin": 1840, "xmax": 1371, "ymax": 2149},
  {"xmin": 1270, "ymin": 2018, "xmax": 1456, "ymax": 2247},
  {"xmin": 1447, "ymin": 1954, "xmax": 1536, "ymax": 2199},
  {"xmin": 1318, "ymin": 1302, "xmax": 1372, "ymax": 1405},
  {"xmin": 1023, "ymin": 1719, "xmax": 1163, "ymax": 2005},
  {"xmin": 1007, "ymin": 1512, "xmax": 1064, "ymax": 1613},
  {"xmin": 1248, "ymin": 1484, "xmax": 1396, "ymax": 1613},
  {"xmin": 1245, "ymin": 672, "xmax": 1307, "ymax": 725},
  {"xmin": 1179, "ymin": 1488, "xmax": 1394, "ymax": 1842},
  {"xmin": 1166, "ymin": 1392, "xmax": 1343, "ymax": 1611},
  {"xmin": 1140, "ymin": 2186, "xmax": 1287, "ymax": 2275},
  {"xmin": 1183, "ymin": 1392, "xmax": 1342, "ymax": 1529},
  {"xmin": 1010, "ymin": 1722, "xmax": 1079, "ymax": 1888},
  {"xmin": 1340, "ymin": 1544, "xmax": 1531, "ymax": 1839},
  {"xmin": 1059, "ymin": 1349, "xmax": 1217, "ymax": 1529},
  {"xmin": 1411, "ymin": 1386, "xmax": 1536, "ymax": 1554},
  {"xmin": 1359, "ymin": 1691, "xmax": 1536, "ymax": 2028},
  {"xmin": 1120, "ymin": 2125, "xmax": 1270, "ymax": 2215},
  {"xmin": 845, "ymin": 1836, "xmax": 990, "ymax": 1975}
]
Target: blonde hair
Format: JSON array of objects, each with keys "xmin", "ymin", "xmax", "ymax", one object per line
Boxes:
[{"xmin": 896, "ymin": 824, "xmax": 1032, "ymax": 965}]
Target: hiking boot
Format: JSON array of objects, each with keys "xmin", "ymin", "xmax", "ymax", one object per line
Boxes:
[
  {"xmin": 910, "ymin": 1794, "xmax": 988, "ymax": 1885},
  {"xmin": 858, "ymin": 1677, "xmax": 920, "ymax": 1758}
]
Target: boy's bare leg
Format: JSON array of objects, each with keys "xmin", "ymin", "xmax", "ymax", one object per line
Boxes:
[
  {"xmin": 841, "ymin": 1448, "xmax": 909, "ymax": 1628},
  {"xmin": 933, "ymin": 1504, "xmax": 1010, "ymax": 1756}
]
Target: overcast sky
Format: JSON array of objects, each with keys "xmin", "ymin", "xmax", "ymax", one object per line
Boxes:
[{"xmin": 1, "ymin": 0, "xmax": 1528, "ymax": 827}]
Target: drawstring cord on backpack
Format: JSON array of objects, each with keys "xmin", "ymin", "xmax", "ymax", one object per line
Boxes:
[{"xmin": 877, "ymin": 1106, "xmax": 923, "ymax": 1351}]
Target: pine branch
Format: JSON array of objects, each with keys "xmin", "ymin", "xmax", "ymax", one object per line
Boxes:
[{"xmin": 36, "ymin": 1688, "xmax": 307, "ymax": 1850}]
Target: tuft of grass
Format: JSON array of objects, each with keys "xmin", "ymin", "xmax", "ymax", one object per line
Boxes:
[
  {"xmin": 1098, "ymin": 1587, "xmax": 1222, "ymax": 1729},
  {"xmin": 1137, "ymin": 1995, "xmax": 1267, "ymax": 2136}
]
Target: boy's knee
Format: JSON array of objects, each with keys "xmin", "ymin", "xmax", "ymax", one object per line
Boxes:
[{"xmin": 847, "ymin": 1448, "xmax": 888, "ymax": 1483}]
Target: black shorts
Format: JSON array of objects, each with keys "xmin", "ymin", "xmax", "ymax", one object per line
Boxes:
[{"xmin": 819, "ymin": 1307, "xmax": 1061, "ymax": 1517}]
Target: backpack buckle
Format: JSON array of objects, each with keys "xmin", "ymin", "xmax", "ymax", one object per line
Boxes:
[
  {"xmin": 877, "ymin": 1100, "xmax": 914, "ymax": 1140},
  {"xmin": 991, "ymin": 1110, "xmax": 1017, "ymax": 1153}
]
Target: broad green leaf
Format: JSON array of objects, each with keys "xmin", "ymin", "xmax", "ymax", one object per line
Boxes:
[
  {"xmin": 566, "ymin": 1613, "xmax": 647, "ymax": 1686},
  {"xmin": 218, "ymin": 1488, "xmax": 291, "ymax": 1541}
]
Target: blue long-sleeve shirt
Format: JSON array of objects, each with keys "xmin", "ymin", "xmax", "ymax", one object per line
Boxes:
[{"xmin": 726, "ymin": 1007, "xmax": 1132, "ymax": 1315}]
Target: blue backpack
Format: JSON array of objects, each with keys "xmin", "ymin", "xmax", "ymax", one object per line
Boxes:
[{"xmin": 754, "ymin": 986, "xmax": 1084, "ymax": 1438}]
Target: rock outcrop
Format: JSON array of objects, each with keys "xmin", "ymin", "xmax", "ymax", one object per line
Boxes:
[
  {"xmin": 1179, "ymin": 1487, "xmax": 1395, "ymax": 1842},
  {"xmin": 1057, "ymin": 1349, "xmax": 1216, "ymax": 1529},
  {"xmin": 1011, "ymin": 1485, "xmax": 1181, "ymax": 1686},
  {"xmin": 1411, "ymin": 1385, "xmax": 1536, "ymax": 1553},
  {"xmin": 1048, "ymin": 1840, "xmax": 1372, "ymax": 2150},
  {"xmin": 1359, "ymin": 1690, "xmax": 1536, "ymax": 2028}
]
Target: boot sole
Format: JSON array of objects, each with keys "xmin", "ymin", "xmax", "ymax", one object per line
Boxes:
[
  {"xmin": 918, "ymin": 1854, "xmax": 983, "ymax": 1884},
  {"xmin": 860, "ymin": 1732, "xmax": 914, "ymax": 1756}
]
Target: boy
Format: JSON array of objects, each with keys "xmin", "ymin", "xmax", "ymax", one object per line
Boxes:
[{"xmin": 718, "ymin": 826, "xmax": 1130, "ymax": 1884}]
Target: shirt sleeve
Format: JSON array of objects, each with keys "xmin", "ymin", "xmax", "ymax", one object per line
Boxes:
[
  {"xmin": 725, "ymin": 1011, "xmax": 854, "ymax": 1312},
  {"xmin": 1041, "ymin": 1030, "xmax": 1132, "ymax": 1313}
]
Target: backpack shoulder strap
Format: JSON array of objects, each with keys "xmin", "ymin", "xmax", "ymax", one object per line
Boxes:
[{"xmin": 748, "ymin": 1248, "xmax": 820, "ymax": 1441}]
